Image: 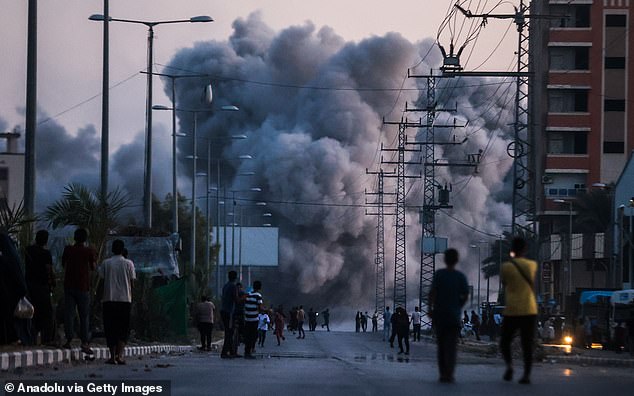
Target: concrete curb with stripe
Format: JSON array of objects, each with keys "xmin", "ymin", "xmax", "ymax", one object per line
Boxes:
[{"xmin": 1, "ymin": 345, "xmax": 193, "ymax": 371}]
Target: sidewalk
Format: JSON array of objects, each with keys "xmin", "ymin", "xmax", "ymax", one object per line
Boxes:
[{"xmin": 0, "ymin": 344, "xmax": 193, "ymax": 371}]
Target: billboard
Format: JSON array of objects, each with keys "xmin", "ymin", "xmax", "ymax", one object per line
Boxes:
[{"xmin": 217, "ymin": 226, "xmax": 279, "ymax": 267}]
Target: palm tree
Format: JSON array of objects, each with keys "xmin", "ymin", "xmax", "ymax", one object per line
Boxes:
[
  {"xmin": 572, "ymin": 188, "xmax": 612, "ymax": 233},
  {"xmin": 0, "ymin": 200, "xmax": 37, "ymax": 250},
  {"xmin": 44, "ymin": 183, "xmax": 129, "ymax": 260}
]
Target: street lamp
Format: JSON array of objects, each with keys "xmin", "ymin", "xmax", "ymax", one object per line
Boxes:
[
  {"xmin": 153, "ymin": 104, "xmax": 238, "ymax": 274},
  {"xmin": 470, "ymin": 240, "xmax": 486, "ymax": 309},
  {"xmin": 89, "ymin": 12, "xmax": 213, "ymax": 229},
  {"xmin": 554, "ymin": 199, "xmax": 573, "ymax": 307}
]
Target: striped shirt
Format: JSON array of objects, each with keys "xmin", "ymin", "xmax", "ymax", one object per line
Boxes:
[{"xmin": 244, "ymin": 291, "xmax": 263, "ymax": 322}]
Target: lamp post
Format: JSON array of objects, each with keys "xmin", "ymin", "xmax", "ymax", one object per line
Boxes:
[
  {"xmin": 236, "ymin": 208, "xmax": 271, "ymax": 286},
  {"xmin": 470, "ymin": 240, "xmax": 486, "ymax": 309},
  {"xmin": 230, "ymin": 188, "xmax": 263, "ymax": 281},
  {"xmin": 153, "ymin": 104, "xmax": 238, "ymax": 274},
  {"xmin": 554, "ymin": 199, "xmax": 573, "ymax": 307},
  {"xmin": 89, "ymin": 13, "xmax": 212, "ymax": 229}
]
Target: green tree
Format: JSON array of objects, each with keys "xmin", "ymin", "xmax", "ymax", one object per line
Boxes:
[
  {"xmin": 572, "ymin": 188, "xmax": 612, "ymax": 233},
  {"xmin": 0, "ymin": 200, "xmax": 37, "ymax": 250},
  {"xmin": 44, "ymin": 183, "xmax": 129, "ymax": 260}
]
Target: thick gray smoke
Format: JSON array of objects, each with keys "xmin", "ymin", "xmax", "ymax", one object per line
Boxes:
[{"xmin": 166, "ymin": 12, "xmax": 514, "ymax": 308}]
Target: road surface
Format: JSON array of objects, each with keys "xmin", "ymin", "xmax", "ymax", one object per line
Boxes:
[{"xmin": 2, "ymin": 330, "xmax": 632, "ymax": 395}]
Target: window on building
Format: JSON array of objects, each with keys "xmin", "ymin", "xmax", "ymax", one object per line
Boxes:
[
  {"xmin": 550, "ymin": 5, "xmax": 591, "ymax": 28},
  {"xmin": 547, "ymin": 131, "xmax": 587, "ymax": 154},
  {"xmin": 605, "ymin": 57, "xmax": 626, "ymax": 69},
  {"xmin": 603, "ymin": 141, "xmax": 625, "ymax": 153},
  {"xmin": 606, "ymin": 14, "xmax": 627, "ymax": 27},
  {"xmin": 604, "ymin": 99, "xmax": 626, "ymax": 112},
  {"xmin": 548, "ymin": 90, "xmax": 588, "ymax": 112},
  {"xmin": 549, "ymin": 47, "xmax": 589, "ymax": 70}
]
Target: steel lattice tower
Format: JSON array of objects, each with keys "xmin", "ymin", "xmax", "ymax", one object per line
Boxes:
[
  {"xmin": 420, "ymin": 76, "xmax": 437, "ymax": 324},
  {"xmin": 374, "ymin": 170, "xmax": 386, "ymax": 314},
  {"xmin": 393, "ymin": 123, "xmax": 408, "ymax": 310}
]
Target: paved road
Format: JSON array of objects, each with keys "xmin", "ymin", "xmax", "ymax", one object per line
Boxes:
[{"xmin": 2, "ymin": 330, "xmax": 633, "ymax": 395}]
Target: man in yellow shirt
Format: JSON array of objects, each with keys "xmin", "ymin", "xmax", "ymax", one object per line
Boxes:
[{"xmin": 500, "ymin": 237, "xmax": 537, "ymax": 385}]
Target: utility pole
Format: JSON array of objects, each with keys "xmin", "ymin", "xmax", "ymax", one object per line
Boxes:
[
  {"xmin": 100, "ymin": 0, "xmax": 109, "ymax": 199},
  {"xmin": 454, "ymin": 0, "xmax": 560, "ymax": 243},
  {"xmin": 381, "ymin": 119, "xmax": 422, "ymax": 310},
  {"xmin": 365, "ymin": 169, "xmax": 396, "ymax": 316}
]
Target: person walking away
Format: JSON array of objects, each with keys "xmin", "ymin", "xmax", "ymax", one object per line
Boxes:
[
  {"xmin": 297, "ymin": 305, "xmax": 306, "ymax": 339},
  {"xmin": 220, "ymin": 271, "xmax": 239, "ymax": 359},
  {"xmin": 372, "ymin": 312, "xmax": 378, "ymax": 332},
  {"xmin": 243, "ymin": 281, "xmax": 264, "ymax": 359},
  {"xmin": 429, "ymin": 248, "xmax": 469, "ymax": 383},
  {"xmin": 274, "ymin": 306, "xmax": 286, "ymax": 345},
  {"xmin": 470, "ymin": 311, "xmax": 481, "ymax": 341},
  {"xmin": 411, "ymin": 306, "xmax": 422, "ymax": 342},
  {"xmin": 0, "ymin": 232, "xmax": 31, "ymax": 345},
  {"xmin": 363, "ymin": 312, "xmax": 369, "ymax": 332},
  {"xmin": 25, "ymin": 230, "xmax": 56, "ymax": 345},
  {"xmin": 257, "ymin": 310, "xmax": 271, "ymax": 347},
  {"xmin": 308, "ymin": 307, "xmax": 316, "ymax": 331},
  {"xmin": 61, "ymin": 228, "xmax": 96, "ymax": 355},
  {"xmin": 355, "ymin": 311, "xmax": 361, "ymax": 332},
  {"xmin": 383, "ymin": 306, "xmax": 392, "ymax": 341},
  {"xmin": 194, "ymin": 296, "xmax": 215, "ymax": 351},
  {"xmin": 289, "ymin": 307, "xmax": 298, "ymax": 334},
  {"xmin": 98, "ymin": 239, "xmax": 135, "ymax": 364},
  {"xmin": 395, "ymin": 307, "xmax": 410, "ymax": 355},
  {"xmin": 389, "ymin": 308, "xmax": 398, "ymax": 347},
  {"xmin": 500, "ymin": 237, "xmax": 538, "ymax": 384},
  {"xmin": 321, "ymin": 308, "xmax": 330, "ymax": 331}
]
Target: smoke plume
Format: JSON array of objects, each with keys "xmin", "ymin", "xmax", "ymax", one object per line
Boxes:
[{"xmin": 166, "ymin": 12, "xmax": 514, "ymax": 308}]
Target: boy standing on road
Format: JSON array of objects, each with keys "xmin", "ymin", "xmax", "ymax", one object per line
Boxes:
[
  {"xmin": 500, "ymin": 237, "xmax": 538, "ymax": 385},
  {"xmin": 429, "ymin": 248, "xmax": 469, "ymax": 383},
  {"xmin": 411, "ymin": 306, "xmax": 422, "ymax": 342}
]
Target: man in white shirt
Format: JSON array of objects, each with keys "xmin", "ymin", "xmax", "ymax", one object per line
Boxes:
[
  {"xmin": 257, "ymin": 310, "xmax": 271, "ymax": 347},
  {"xmin": 411, "ymin": 306, "xmax": 422, "ymax": 342},
  {"xmin": 98, "ymin": 239, "xmax": 136, "ymax": 365}
]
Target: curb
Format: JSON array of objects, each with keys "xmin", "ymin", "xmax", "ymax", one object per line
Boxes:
[
  {"xmin": 544, "ymin": 354, "xmax": 634, "ymax": 368},
  {"xmin": 1, "ymin": 345, "xmax": 193, "ymax": 371}
]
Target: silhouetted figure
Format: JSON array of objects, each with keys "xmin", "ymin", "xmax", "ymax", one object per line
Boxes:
[
  {"xmin": 395, "ymin": 307, "xmax": 410, "ymax": 355},
  {"xmin": 220, "ymin": 271, "xmax": 239, "ymax": 359},
  {"xmin": 383, "ymin": 307, "xmax": 392, "ymax": 341},
  {"xmin": 25, "ymin": 230, "xmax": 55, "ymax": 345},
  {"xmin": 297, "ymin": 305, "xmax": 305, "ymax": 339},
  {"xmin": 308, "ymin": 308, "xmax": 317, "ymax": 331},
  {"xmin": 411, "ymin": 306, "xmax": 422, "ymax": 342},
  {"xmin": 0, "ymin": 232, "xmax": 30, "ymax": 345},
  {"xmin": 194, "ymin": 295, "xmax": 215, "ymax": 352},
  {"xmin": 363, "ymin": 311, "xmax": 369, "ymax": 332},
  {"xmin": 429, "ymin": 248, "xmax": 469, "ymax": 383},
  {"xmin": 500, "ymin": 237, "xmax": 538, "ymax": 385},
  {"xmin": 321, "ymin": 309, "xmax": 330, "ymax": 331},
  {"xmin": 355, "ymin": 311, "xmax": 361, "ymax": 332},
  {"xmin": 471, "ymin": 311, "xmax": 481, "ymax": 341},
  {"xmin": 274, "ymin": 306, "xmax": 286, "ymax": 346},
  {"xmin": 372, "ymin": 312, "xmax": 378, "ymax": 332}
]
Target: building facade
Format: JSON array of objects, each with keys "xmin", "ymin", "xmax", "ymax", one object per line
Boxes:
[{"xmin": 532, "ymin": 0, "xmax": 634, "ymax": 306}]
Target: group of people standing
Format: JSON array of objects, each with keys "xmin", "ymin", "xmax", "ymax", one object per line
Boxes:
[
  {"xmin": 0, "ymin": 228, "xmax": 136, "ymax": 366},
  {"xmin": 354, "ymin": 311, "xmax": 380, "ymax": 333}
]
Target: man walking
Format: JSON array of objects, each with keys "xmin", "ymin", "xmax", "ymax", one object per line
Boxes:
[
  {"xmin": 243, "ymin": 280, "xmax": 264, "ymax": 359},
  {"xmin": 297, "ymin": 305, "xmax": 306, "ymax": 339},
  {"xmin": 411, "ymin": 306, "xmax": 422, "ymax": 342},
  {"xmin": 25, "ymin": 230, "xmax": 55, "ymax": 345},
  {"xmin": 429, "ymin": 248, "xmax": 469, "ymax": 383},
  {"xmin": 220, "ymin": 271, "xmax": 239, "ymax": 359},
  {"xmin": 383, "ymin": 306, "xmax": 391, "ymax": 341},
  {"xmin": 98, "ymin": 239, "xmax": 135, "ymax": 365},
  {"xmin": 500, "ymin": 237, "xmax": 538, "ymax": 384},
  {"xmin": 395, "ymin": 307, "xmax": 410, "ymax": 355},
  {"xmin": 62, "ymin": 228, "xmax": 97, "ymax": 355}
]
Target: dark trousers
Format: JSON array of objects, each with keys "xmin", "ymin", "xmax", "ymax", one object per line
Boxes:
[
  {"xmin": 500, "ymin": 315, "xmax": 537, "ymax": 375},
  {"xmin": 244, "ymin": 321, "xmax": 258, "ymax": 355},
  {"xmin": 64, "ymin": 289, "xmax": 90, "ymax": 344},
  {"xmin": 435, "ymin": 322, "xmax": 459, "ymax": 380},
  {"xmin": 28, "ymin": 283, "xmax": 54, "ymax": 344},
  {"xmin": 258, "ymin": 329, "xmax": 267, "ymax": 346},
  {"xmin": 102, "ymin": 302, "xmax": 131, "ymax": 349},
  {"xmin": 297, "ymin": 321, "xmax": 305, "ymax": 338},
  {"xmin": 413, "ymin": 324, "xmax": 421, "ymax": 341},
  {"xmin": 198, "ymin": 322, "xmax": 213, "ymax": 348},
  {"xmin": 220, "ymin": 311, "xmax": 234, "ymax": 356},
  {"xmin": 397, "ymin": 329, "xmax": 410, "ymax": 353},
  {"xmin": 389, "ymin": 326, "xmax": 397, "ymax": 345}
]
